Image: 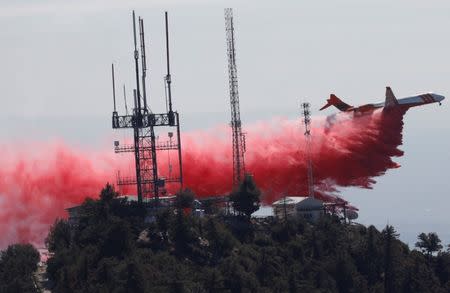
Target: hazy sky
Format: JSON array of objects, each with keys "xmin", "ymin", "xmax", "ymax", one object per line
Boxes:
[{"xmin": 1, "ymin": 0, "xmax": 449, "ymax": 245}]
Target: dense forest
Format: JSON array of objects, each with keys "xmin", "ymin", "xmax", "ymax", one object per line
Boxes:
[{"xmin": 2, "ymin": 179, "xmax": 450, "ymax": 292}]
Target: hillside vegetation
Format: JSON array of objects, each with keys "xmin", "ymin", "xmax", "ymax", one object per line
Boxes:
[{"xmin": 38, "ymin": 182, "xmax": 450, "ymax": 293}]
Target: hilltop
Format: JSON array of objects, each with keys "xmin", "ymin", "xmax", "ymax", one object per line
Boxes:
[{"xmin": 2, "ymin": 183, "xmax": 450, "ymax": 292}]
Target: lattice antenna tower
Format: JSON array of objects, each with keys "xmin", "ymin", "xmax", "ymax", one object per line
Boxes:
[
  {"xmin": 301, "ymin": 102, "xmax": 314, "ymax": 198},
  {"xmin": 225, "ymin": 8, "xmax": 246, "ymax": 188},
  {"xmin": 111, "ymin": 11, "xmax": 183, "ymax": 204}
]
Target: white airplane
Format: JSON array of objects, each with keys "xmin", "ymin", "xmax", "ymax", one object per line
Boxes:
[{"xmin": 320, "ymin": 87, "xmax": 445, "ymax": 113}]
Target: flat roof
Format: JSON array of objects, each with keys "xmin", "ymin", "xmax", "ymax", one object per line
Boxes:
[{"xmin": 272, "ymin": 196, "xmax": 308, "ymax": 205}]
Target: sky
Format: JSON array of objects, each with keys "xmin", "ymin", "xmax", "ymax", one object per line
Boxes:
[{"xmin": 0, "ymin": 0, "xmax": 449, "ymax": 246}]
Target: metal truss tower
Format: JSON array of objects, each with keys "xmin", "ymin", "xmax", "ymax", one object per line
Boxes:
[
  {"xmin": 301, "ymin": 102, "xmax": 314, "ymax": 198},
  {"xmin": 225, "ymin": 8, "xmax": 246, "ymax": 188},
  {"xmin": 111, "ymin": 11, "xmax": 183, "ymax": 204}
]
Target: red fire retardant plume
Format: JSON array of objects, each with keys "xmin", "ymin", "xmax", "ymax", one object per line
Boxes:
[
  {"xmin": 182, "ymin": 108, "xmax": 406, "ymax": 204},
  {"xmin": 0, "ymin": 108, "xmax": 406, "ymax": 248},
  {"xmin": 0, "ymin": 145, "xmax": 117, "ymax": 249}
]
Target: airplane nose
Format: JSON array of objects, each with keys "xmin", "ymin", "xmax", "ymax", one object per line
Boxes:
[
  {"xmin": 433, "ymin": 94, "xmax": 445, "ymax": 102},
  {"xmin": 435, "ymin": 94, "xmax": 445, "ymax": 106}
]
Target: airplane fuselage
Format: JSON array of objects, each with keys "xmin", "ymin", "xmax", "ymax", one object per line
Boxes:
[
  {"xmin": 352, "ymin": 93, "xmax": 444, "ymax": 113},
  {"xmin": 320, "ymin": 89, "xmax": 445, "ymax": 114}
]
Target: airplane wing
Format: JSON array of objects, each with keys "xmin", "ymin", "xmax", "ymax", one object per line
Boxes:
[{"xmin": 384, "ymin": 86, "xmax": 399, "ymax": 108}]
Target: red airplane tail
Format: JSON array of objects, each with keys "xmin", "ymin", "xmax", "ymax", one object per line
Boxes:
[{"xmin": 320, "ymin": 94, "xmax": 352, "ymax": 112}]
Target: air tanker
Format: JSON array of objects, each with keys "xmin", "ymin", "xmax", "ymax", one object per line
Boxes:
[{"xmin": 320, "ymin": 87, "xmax": 445, "ymax": 113}]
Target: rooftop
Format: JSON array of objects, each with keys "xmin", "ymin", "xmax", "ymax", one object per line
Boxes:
[{"xmin": 272, "ymin": 196, "xmax": 322, "ymax": 206}]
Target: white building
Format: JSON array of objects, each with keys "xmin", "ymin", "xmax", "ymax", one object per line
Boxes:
[{"xmin": 272, "ymin": 196, "xmax": 324, "ymax": 222}]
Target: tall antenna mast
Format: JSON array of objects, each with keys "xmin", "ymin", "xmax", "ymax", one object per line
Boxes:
[
  {"xmin": 132, "ymin": 11, "xmax": 142, "ymax": 113},
  {"xmin": 165, "ymin": 11, "xmax": 175, "ymax": 126},
  {"xmin": 302, "ymin": 102, "xmax": 314, "ymax": 198},
  {"xmin": 225, "ymin": 8, "xmax": 246, "ymax": 188},
  {"xmin": 165, "ymin": 11, "xmax": 183, "ymax": 186},
  {"xmin": 139, "ymin": 17, "xmax": 148, "ymax": 111},
  {"xmin": 111, "ymin": 63, "xmax": 117, "ymax": 113}
]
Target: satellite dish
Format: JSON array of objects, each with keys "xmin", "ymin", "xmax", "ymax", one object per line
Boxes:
[{"xmin": 346, "ymin": 210, "xmax": 358, "ymax": 220}]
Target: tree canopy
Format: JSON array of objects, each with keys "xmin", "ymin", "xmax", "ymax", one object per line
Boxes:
[
  {"xmin": 0, "ymin": 244, "xmax": 40, "ymax": 293},
  {"xmin": 40, "ymin": 184, "xmax": 450, "ymax": 292},
  {"xmin": 229, "ymin": 174, "xmax": 261, "ymax": 219},
  {"xmin": 416, "ymin": 232, "xmax": 443, "ymax": 256}
]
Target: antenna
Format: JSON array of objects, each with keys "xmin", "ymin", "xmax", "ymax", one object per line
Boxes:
[
  {"xmin": 132, "ymin": 87, "xmax": 143, "ymax": 202},
  {"xmin": 225, "ymin": 8, "xmax": 246, "ymax": 188},
  {"xmin": 133, "ymin": 89, "xmax": 138, "ymax": 112},
  {"xmin": 112, "ymin": 63, "xmax": 117, "ymax": 112},
  {"xmin": 164, "ymin": 78, "xmax": 169, "ymax": 112},
  {"xmin": 139, "ymin": 17, "xmax": 148, "ymax": 111},
  {"xmin": 301, "ymin": 102, "xmax": 314, "ymax": 198},
  {"xmin": 123, "ymin": 84, "xmax": 129, "ymax": 115},
  {"xmin": 165, "ymin": 11, "xmax": 175, "ymax": 125},
  {"xmin": 132, "ymin": 11, "xmax": 142, "ymax": 113}
]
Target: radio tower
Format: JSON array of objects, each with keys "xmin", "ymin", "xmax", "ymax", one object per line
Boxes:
[
  {"xmin": 111, "ymin": 11, "xmax": 183, "ymax": 204},
  {"xmin": 225, "ymin": 8, "xmax": 246, "ymax": 188},
  {"xmin": 301, "ymin": 102, "xmax": 314, "ymax": 198}
]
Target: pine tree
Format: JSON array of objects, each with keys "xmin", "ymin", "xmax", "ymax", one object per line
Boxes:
[
  {"xmin": 382, "ymin": 225, "xmax": 399, "ymax": 293},
  {"xmin": 415, "ymin": 232, "xmax": 443, "ymax": 257},
  {"xmin": 229, "ymin": 174, "xmax": 261, "ymax": 219}
]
